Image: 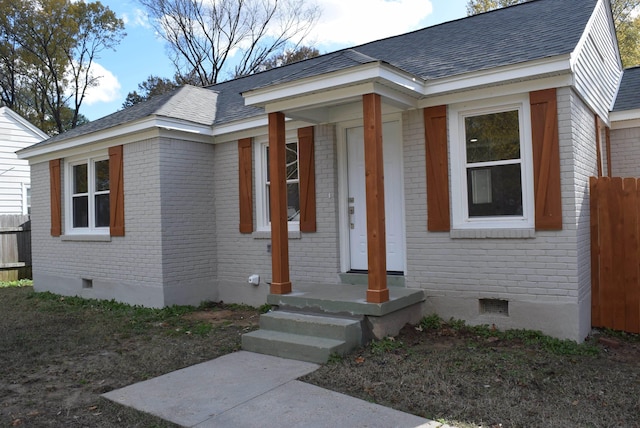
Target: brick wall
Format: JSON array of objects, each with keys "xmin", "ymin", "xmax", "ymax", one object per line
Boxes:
[
  {"xmin": 214, "ymin": 124, "xmax": 341, "ymax": 307},
  {"xmin": 402, "ymin": 87, "xmax": 595, "ymax": 341},
  {"xmin": 610, "ymin": 126, "xmax": 640, "ymax": 177},
  {"xmin": 159, "ymin": 138, "xmax": 218, "ymax": 304},
  {"xmin": 31, "ymin": 139, "xmax": 166, "ymax": 306}
]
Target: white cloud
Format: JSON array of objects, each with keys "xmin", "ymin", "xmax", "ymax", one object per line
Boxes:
[
  {"xmin": 82, "ymin": 62, "xmax": 121, "ymax": 106},
  {"xmin": 121, "ymin": 8, "xmax": 152, "ymax": 29},
  {"xmin": 310, "ymin": 0, "xmax": 433, "ymax": 48}
]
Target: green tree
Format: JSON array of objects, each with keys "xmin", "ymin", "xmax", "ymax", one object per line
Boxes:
[
  {"xmin": 138, "ymin": 0, "xmax": 321, "ymax": 86},
  {"xmin": 122, "ymin": 75, "xmax": 180, "ymax": 108},
  {"xmin": 0, "ymin": 0, "xmax": 125, "ymax": 134},
  {"xmin": 466, "ymin": 0, "xmax": 640, "ymax": 67},
  {"xmin": 261, "ymin": 46, "xmax": 320, "ymax": 70}
]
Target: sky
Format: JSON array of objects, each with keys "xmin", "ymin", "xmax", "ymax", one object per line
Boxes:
[{"xmin": 80, "ymin": 0, "xmax": 470, "ymax": 121}]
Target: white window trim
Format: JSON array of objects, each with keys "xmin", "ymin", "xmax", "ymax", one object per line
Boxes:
[
  {"xmin": 449, "ymin": 94, "xmax": 535, "ymax": 230},
  {"xmin": 22, "ymin": 183, "xmax": 30, "ymax": 215},
  {"xmin": 64, "ymin": 151, "xmax": 110, "ymax": 235},
  {"xmin": 254, "ymin": 132, "xmax": 300, "ymax": 233}
]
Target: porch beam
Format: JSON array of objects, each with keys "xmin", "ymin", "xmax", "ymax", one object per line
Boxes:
[
  {"xmin": 268, "ymin": 112, "xmax": 292, "ymax": 294},
  {"xmin": 363, "ymin": 93, "xmax": 389, "ymax": 303}
]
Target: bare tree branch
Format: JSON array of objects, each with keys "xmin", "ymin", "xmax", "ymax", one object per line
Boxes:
[{"xmin": 138, "ymin": 0, "xmax": 320, "ymax": 85}]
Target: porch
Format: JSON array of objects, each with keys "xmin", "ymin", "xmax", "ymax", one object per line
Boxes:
[{"xmin": 242, "ymin": 283, "xmax": 425, "ymax": 363}]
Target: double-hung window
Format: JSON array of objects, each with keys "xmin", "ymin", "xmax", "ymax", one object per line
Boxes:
[
  {"xmin": 450, "ymin": 95, "xmax": 534, "ymax": 230},
  {"xmin": 66, "ymin": 154, "xmax": 110, "ymax": 234},
  {"xmin": 255, "ymin": 139, "xmax": 300, "ymax": 231}
]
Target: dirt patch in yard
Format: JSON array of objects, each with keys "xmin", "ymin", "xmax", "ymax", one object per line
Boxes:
[
  {"xmin": 302, "ymin": 322, "xmax": 640, "ymax": 428},
  {"xmin": 0, "ymin": 287, "xmax": 259, "ymax": 427},
  {"xmin": 2, "ymin": 286, "xmax": 640, "ymax": 428}
]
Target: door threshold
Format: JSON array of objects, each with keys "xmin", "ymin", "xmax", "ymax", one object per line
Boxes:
[{"xmin": 340, "ymin": 271, "xmax": 405, "ymax": 287}]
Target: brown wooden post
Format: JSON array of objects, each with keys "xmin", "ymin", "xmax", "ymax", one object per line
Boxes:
[
  {"xmin": 362, "ymin": 93, "xmax": 389, "ymax": 303},
  {"xmin": 605, "ymin": 126, "xmax": 612, "ymax": 177},
  {"xmin": 594, "ymin": 114, "xmax": 602, "ymax": 178},
  {"xmin": 268, "ymin": 112, "xmax": 292, "ymax": 294}
]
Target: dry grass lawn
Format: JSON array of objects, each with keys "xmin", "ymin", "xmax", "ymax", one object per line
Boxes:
[{"xmin": 2, "ymin": 285, "xmax": 639, "ymax": 427}]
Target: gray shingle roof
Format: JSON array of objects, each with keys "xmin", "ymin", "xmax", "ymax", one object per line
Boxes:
[
  {"xmin": 30, "ymin": 85, "xmax": 217, "ymax": 148},
  {"xmin": 209, "ymin": 0, "xmax": 596, "ymax": 124},
  {"xmin": 612, "ymin": 66, "xmax": 640, "ymax": 112},
  {"xmin": 32, "ymin": 0, "xmax": 599, "ymax": 148}
]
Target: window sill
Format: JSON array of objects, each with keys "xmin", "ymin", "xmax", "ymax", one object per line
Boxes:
[
  {"xmin": 450, "ymin": 228, "xmax": 535, "ymax": 239},
  {"xmin": 61, "ymin": 234, "xmax": 112, "ymax": 242},
  {"xmin": 252, "ymin": 230, "xmax": 301, "ymax": 240}
]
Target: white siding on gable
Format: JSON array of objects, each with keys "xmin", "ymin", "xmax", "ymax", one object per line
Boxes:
[
  {"xmin": 572, "ymin": 0, "xmax": 622, "ymax": 121},
  {"xmin": 0, "ymin": 107, "xmax": 46, "ymax": 214}
]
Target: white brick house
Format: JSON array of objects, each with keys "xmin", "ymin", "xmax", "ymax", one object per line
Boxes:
[{"xmin": 17, "ymin": 0, "xmax": 640, "ymax": 341}]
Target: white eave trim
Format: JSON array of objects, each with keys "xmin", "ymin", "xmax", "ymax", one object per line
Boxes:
[
  {"xmin": 610, "ymin": 109, "xmax": 640, "ymax": 129},
  {"xmin": 17, "ymin": 115, "xmax": 214, "ymax": 160},
  {"xmin": 243, "ymin": 62, "xmax": 425, "ymax": 107},
  {"xmin": 423, "ymin": 55, "xmax": 573, "ymax": 97}
]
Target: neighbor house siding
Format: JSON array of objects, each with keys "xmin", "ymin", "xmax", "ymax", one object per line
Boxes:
[
  {"xmin": 610, "ymin": 127, "xmax": 640, "ymax": 176},
  {"xmin": 31, "ymin": 139, "xmax": 166, "ymax": 307},
  {"xmin": 403, "ymin": 87, "xmax": 593, "ymax": 341},
  {"xmin": 0, "ymin": 109, "xmax": 44, "ymax": 214},
  {"xmin": 214, "ymin": 124, "xmax": 341, "ymax": 307},
  {"xmin": 572, "ymin": 0, "xmax": 622, "ymax": 120},
  {"xmin": 158, "ymin": 138, "xmax": 218, "ymax": 305}
]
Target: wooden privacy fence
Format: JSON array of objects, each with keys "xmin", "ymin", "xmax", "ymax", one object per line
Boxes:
[
  {"xmin": 590, "ymin": 177, "xmax": 640, "ymax": 334},
  {"xmin": 0, "ymin": 215, "xmax": 31, "ymax": 282}
]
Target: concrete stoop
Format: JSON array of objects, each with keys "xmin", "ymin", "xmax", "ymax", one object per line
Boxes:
[
  {"xmin": 242, "ymin": 284, "xmax": 427, "ymax": 363},
  {"xmin": 242, "ymin": 311, "xmax": 363, "ymax": 364}
]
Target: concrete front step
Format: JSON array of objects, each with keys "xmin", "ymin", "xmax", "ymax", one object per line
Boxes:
[
  {"xmin": 259, "ymin": 311, "xmax": 362, "ymax": 347},
  {"xmin": 241, "ymin": 329, "xmax": 347, "ymax": 364}
]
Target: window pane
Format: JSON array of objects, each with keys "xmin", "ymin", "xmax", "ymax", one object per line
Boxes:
[
  {"xmin": 465, "ymin": 110, "xmax": 520, "ymax": 163},
  {"xmin": 73, "ymin": 164, "xmax": 87, "ymax": 194},
  {"xmin": 73, "ymin": 196, "xmax": 89, "ymax": 227},
  {"xmin": 95, "ymin": 159, "xmax": 110, "ymax": 191},
  {"xmin": 266, "ymin": 183, "xmax": 271, "ymax": 222},
  {"xmin": 95, "ymin": 194, "xmax": 110, "ymax": 227},
  {"xmin": 287, "ymin": 182, "xmax": 300, "ymax": 221},
  {"xmin": 265, "ymin": 146, "xmax": 270, "ymax": 183},
  {"xmin": 286, "ymin": 142, "xmax": 298, "ymax": 180},
  {"xmin": 467, "ymin": 164, "xmax": 522, "ymax": 217}
]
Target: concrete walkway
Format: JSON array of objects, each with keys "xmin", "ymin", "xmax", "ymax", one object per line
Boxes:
[{"xmin": 103, "ymin": 351, "xmax": 448, "ymax": 428}]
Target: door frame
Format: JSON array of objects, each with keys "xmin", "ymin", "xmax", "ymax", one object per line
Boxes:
[{"xmin": 337, "ymin": 114, "xmax": 407, "ymax": 274}]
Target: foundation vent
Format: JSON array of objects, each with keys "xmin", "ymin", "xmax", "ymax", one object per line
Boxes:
[
  {"xmin": 480, "ymin": 298, "xmax": 508, "ymax": 316},
  {"xmin": 82, "ymin": 278, "xmax": 93, "ymax": 289}
]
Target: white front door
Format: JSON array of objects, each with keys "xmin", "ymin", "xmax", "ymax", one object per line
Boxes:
[{"xmin": 346, "ymin": 120, "xmax": 405, "ymax": 272}]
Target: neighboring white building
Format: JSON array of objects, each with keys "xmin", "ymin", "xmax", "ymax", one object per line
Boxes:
[
  {"xmin": 0, "ymin": 107, "xmax": 47, "ymax": 214},
  {"xmin": 16, "ymin": 0, "xmax": 639, "ymax": 343}
]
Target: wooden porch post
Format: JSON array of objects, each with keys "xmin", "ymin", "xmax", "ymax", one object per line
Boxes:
[
  {"xmin": 268, "ymin": 112, "xmax": 292, "ymax": 294},
  {"xmin": 363, "ymin": 93, "xmax": 389, "ymax": 303}
]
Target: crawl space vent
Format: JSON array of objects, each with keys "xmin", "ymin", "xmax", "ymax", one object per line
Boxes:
[{"xmin": 480, "ymin": 298, "xmax": 509, "ymax": 316}]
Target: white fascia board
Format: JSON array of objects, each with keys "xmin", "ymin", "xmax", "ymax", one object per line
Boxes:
[
  {"xmin": 422, "ymin": 55, "xmax": 573, "ymax": 98},
  {"xmin": 212, "ymin": 117, "xmax": 314, "ymax": 144},
  {"xmin": 420, "ymin": 74, "xmax": 575, "ymax": 108},
  {"xmin": 212, "ymin": 116, "xmax": 270, "ymax": 138},
  {"xmin": 17, "ymin": 115, "xmax": 213, "ymax": 160},
  {"xmin": 263, "ymin": 81, "xmax": 420, "ymax": 115},
  {"xmin": 243, "ymin": 62, "xmax": 425, "ymax": 107},
  {"xmin": 610, "ymin": 109, "xmax": 640, "ymax": 129}
]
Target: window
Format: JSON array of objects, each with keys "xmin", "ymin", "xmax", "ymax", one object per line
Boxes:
[
  {"xmin": 255, "ymin": 140, "xmax": 300, "ymax": 231},
  {"xmin": 450, "ymin": 96, "xmax": 533, "ymax": 230},
  {"xmin": 23, "ymin": 185, "xmax": 31, "ymax": 215},
  {"xmin": 66, "ymin": 154, "xmax": 110, "ymax": 234}
]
